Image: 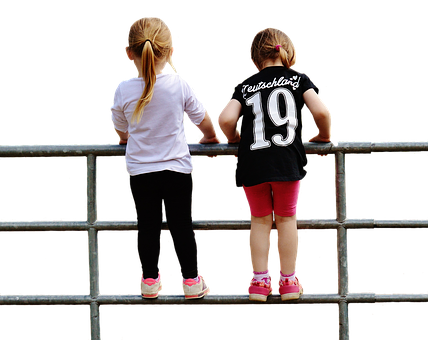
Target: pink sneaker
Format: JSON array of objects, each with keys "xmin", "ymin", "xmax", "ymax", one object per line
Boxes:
[
  {"xmin": 279, "ymin": 277, "xmax": 303, "ymax": 301},
  {"xmin": 183, "ymin": 276, "xmax": 209, "ymax": 299},
  {"xmin": 248, "ymin": 277, "xmax": 272, "ymax": 302}
]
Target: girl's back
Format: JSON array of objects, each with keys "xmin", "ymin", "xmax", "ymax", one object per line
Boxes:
[
  {"xmin": 233, "ymin": 66, "xmax": 318, "ymax": 187},
  {"xmin": 112, "ymin": 73, "xmax": 206, "ymax": 175}
]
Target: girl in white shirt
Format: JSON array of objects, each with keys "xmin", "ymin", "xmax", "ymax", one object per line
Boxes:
[{"xmin": 111, "ymin": 17, "xmax": 218, "ymax": 299}]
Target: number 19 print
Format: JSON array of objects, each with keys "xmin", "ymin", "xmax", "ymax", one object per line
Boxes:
[{"xmin": 246, "ymin": 87, "xmax": 297, "ymax": 151}]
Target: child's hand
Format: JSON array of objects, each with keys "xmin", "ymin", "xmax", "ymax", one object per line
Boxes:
[
  {"xmin": 309, "ymin": 133, "xmax": 333, "ymax": 158},
  {"xmin": 199, "ymin": 135, "xmax": 220, "ymax": 157},
  {"xmin": 119, "ymin": 134, "xmax": 129, "ymax": 145},
  {"xmin": 199, "ymin": 136, "xmax": 220, "ymax": 144},
  {"xmin": 309, "ymin": 134, "xmax": 330, "ymax": 143}
]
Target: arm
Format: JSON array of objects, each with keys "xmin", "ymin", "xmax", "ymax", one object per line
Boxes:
[
  {"xmin": 303, "ymin": 89, "xmax": 331, "ymax": 143},
  {"xmin": 197, "ymin": 112, "xmax": 220, "ymax": 144},
  {"xmin": 218, "ymin": 99, "xmax": 241, "ymax": 144},
  {"xmin": 115, "ymin": 129, "xmax": 129, "ymax": 145}
]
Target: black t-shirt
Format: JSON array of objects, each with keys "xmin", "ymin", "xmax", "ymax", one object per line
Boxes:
[{"xmin": 232, "ymin": 66, "xmax": 318, "ymax": 187}]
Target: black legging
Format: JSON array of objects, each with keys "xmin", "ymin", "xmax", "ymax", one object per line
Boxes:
[{"xmin": 130, "ymin": 170, "xmax": 198, "ymax": 279}]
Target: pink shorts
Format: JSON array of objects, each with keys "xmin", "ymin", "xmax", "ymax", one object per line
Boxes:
[{"xmin": 243, "ymin": 181, "xmax": 300, "ymax": 217}]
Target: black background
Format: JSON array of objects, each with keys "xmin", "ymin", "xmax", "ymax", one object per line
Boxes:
[{"xmin": 0, "ymin": 3, "xmax": 428, "ymax": 340}]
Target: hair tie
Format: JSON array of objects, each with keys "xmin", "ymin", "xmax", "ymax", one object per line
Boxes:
[
  {"xmin": 275, "ymin": 44, "xmax": 282, "ymax": 51},
  {"xmin": 144, "ymin": 39, "xmax": 151, "ymax": 44}
]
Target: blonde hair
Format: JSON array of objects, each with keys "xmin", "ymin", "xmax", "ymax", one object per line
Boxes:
[
  {"xmin": 251, "ymin": 28, "xmax": 296, "ymax": 70},
  {"xmin": 127, "ymin": 18, "xmax": 175, "ymax": 123}
]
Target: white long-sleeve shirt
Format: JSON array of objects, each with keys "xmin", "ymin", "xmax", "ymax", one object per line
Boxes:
[{"xmin": 111, "ymin": 73, "xmax": 206, "ymax": 176}]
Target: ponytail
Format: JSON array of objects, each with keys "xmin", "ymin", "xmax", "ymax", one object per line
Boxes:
[
  {"xmin": 277, "ymin": 45, "xmax": 295, "ymax": 69},
  {"xmin": 127, "ymin": 18, "xmax": 174, "ymax": 124},
  {"xmin": 132, "ymin": 41, "xmax": 156, "ymax": 123}
]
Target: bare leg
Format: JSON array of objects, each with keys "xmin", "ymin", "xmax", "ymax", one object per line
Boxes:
[
  {"xmin": 250, "ymin": 214, "xmax": 273, "ymax": 272},
  {"xmin": 275, "ymin": 214, "xmax": 298, "ymax": 275}
]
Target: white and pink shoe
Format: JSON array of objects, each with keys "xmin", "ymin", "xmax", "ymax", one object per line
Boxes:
[
  {"xmin": 182, "ymin": 276, "xmax": 209, "ymax": 299},
  {"xmin": 141, "ymin": 274, "xmax": 162, "ymax": 299}
]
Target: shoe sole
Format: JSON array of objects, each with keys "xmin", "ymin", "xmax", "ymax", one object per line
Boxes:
[
  {"xmin": 185, "ymin": 287, "xmax": 209, "ymax": 300},
  {"xmin": 142, "ymin": 293, "xmax": 159, "ymax": 299},
  {"xmin": 249, "ymin": 292, "xmax": 272, "ymax": 302},
  {"xmin": 280, "ymin": 288, "xmax": 303, "ymax": 301},
  {"xmin": 184, "ymin": 286, "xmax": 210, "ymax": 300}
]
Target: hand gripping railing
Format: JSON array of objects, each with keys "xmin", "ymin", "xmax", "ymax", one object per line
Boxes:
[{"xmin": 1, "ymin": 142, "xmax": 428, "ymax": 340}]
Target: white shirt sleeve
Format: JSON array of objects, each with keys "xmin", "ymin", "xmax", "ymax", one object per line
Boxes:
[
  {"xmin": 111, "ymin": 85, "xmax": 129, "ymax": 133},
  {"xmin": 181, "ymin": 78, "xmax": 206, "ymax": 126}
]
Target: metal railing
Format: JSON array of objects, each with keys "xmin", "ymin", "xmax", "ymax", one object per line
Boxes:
[{"xmin": 1, "ymin": 142, "xmax": 428, "ymax": 340}]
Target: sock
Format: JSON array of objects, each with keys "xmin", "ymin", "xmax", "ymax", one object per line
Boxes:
[
  {"xmin": 280, "ymin": 271, "xmax": 296, "ymax": 282},
  {"xmin": 183, "ymin": 276, "xmax": 200, "ymax": 283},
  {"xmin": 253, "ymin": 270, "xmax": 270, "ymax": 284},
  {"xmin": 143, "ymin": 273, "xmax": 160, "ymax": 282}
]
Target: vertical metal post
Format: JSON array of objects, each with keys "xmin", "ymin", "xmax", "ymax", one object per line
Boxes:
[
  {"xmin": 87, "ymin": 154, "xmax": 97, "ymax": 225},
  {"xmin": 87, "ymin": 154, "xmax": 100, "ymax": 340},
  {"xmin": 335, "ymin": 151, "xmax": 349, "ymax": 340}
]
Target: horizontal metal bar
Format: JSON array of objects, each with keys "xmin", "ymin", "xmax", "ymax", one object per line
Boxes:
[
  {"xmin": 97, "ymin": 292, "xmax": 428, "ymax": 305},
  {"xmin": 2, "ymin": 294, "xmax": 427, "ymax": 306},
  {"xmin": 346, "ymin": 292, "xmax": 428, "ymax": 304},
  {"xmin": 2, "ymin": 142, "xmax": 428, "ymax": 158},
  {"xmin": 0, "ymin": 145, "xmax": 126, "ymax": 158},
  {"xmin": 97, "ymin": 294, "xmax": 341, "ymax": 305},
  {"xmin": 2, "ymin": 219, "xmax": 428, "ymax": 232},
  {"xmin": 0, "ymin": 295, "xmax": 93, "ymax": 305},
  {"xmin": 0, "ymin": 221, "xmax": 89, "ymax": 231}
]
